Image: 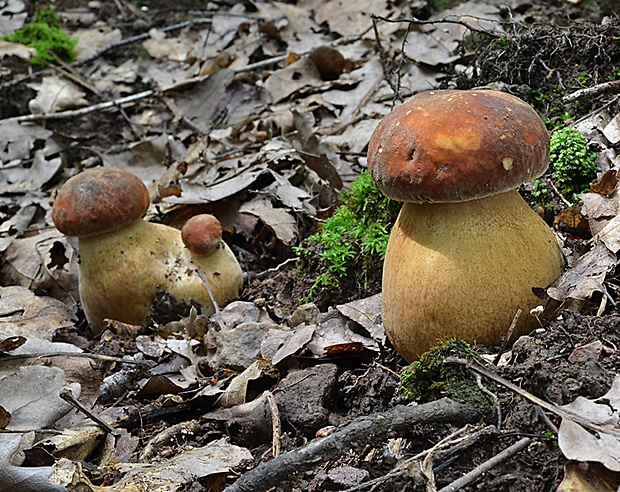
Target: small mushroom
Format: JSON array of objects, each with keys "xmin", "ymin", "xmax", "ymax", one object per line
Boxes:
[
  {"xmin": 52, "ymin": 166, "xmax": 243, "ymax": 333},
  {"xmin": 367, "ymin": 89, "xmax": 565, "ymax": 362}
]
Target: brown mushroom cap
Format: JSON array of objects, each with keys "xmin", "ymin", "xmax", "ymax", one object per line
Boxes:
[
  {"xmin": 367, "ymin": 90, "xmax": 550, "ymax": 203},
  {"xmin": 181, "ymin": 214, "xmax": 223, "ymax": 255},
  {"xmin": 52, "ymin": 167, "xmax": 150, "ymax": 238}
]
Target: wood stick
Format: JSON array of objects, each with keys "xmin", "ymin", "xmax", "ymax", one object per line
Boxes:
[{"xmin": 224, "ymin": 398, "xmax": 490, "ymax": 492}]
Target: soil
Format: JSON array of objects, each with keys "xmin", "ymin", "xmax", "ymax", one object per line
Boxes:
[{"xmin": 2, "ymin": 1, "xmax": 620, "ymax": 491}]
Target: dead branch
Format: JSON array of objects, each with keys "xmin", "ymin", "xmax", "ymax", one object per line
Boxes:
[
  {"xmin": 563, "ymin": 80, "xmax": 620, "ymax": 103},
  {"xmin": 0, "ymin": 90, "xmax": 155, "ymax": 125},
  {"xmin": 437, "ymin": 437, "xmax": 531, "ymax": 492},
  {"xmin": 370, "ymin": 13, "xmax": 506, "ymax": 38},
  {"xmin": 449, "ymin": 357, "xmax": 620, "ymax": 438},
  {"xmin": 224, "ymin": 398, "xmax": 490, "ymax": 492}
]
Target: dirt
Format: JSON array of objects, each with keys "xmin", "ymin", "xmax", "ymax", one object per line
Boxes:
[{"xmin": 2, "ymin": 1, "xmax": 620, "ymax": 491}]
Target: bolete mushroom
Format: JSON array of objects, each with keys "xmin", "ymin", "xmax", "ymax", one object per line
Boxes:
[
  {"xmin": 52, "ymin": 166, "xmax": 243, "ymax": 333},
  {"xmin": 367, "ymin": 89, "xmax": 565, "ymax": 362}
]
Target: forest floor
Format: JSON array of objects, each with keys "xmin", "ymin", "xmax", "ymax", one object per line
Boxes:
[{"xmin": 1, "ymin": 0, "xmax": 620, "ymax": 491}]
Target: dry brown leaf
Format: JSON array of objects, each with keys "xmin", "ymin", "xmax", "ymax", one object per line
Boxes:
[
  {"xmin": 0, "ymin": 285, "xmax": 75, "ymax": 340},
  {"xmin": 218, "ymin": 358, "xmax": 278, "ymax": 408},
  {"xmin": 558, "ymin": 375, "xmax": 620, "ymax": 471},
  {"xmin": 557, "ymin": 461, "xmax": 620, "ymax": 492},
  {"xmin": 0, "ymin": 39, "xmax": 34, "ymax": 60},
  {"xmin": 27, "ymin": 76, "xmax": 89, "ymax": 114},
  {"xmin": 239, "ymin": 196, "xmax": 299, "ymax": 245}
]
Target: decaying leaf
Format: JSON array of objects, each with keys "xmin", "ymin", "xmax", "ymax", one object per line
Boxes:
[
  {"xmin": 558, "ymin": 375, "xmax": 620, "ymax": 471},
  {"xmin": 557, "ymin": 461, "xmax": 620, "ymax": 492},
  {"xmin": 27, "ymin": 76, "xmax": 88, "ymax": 114},
  {"xmin": 0, "ymin": 39, "xmax": 34, "ymax": 60},
  {"xmin": 239, "ymin": 196, "xmax": 298, "ymax": 245},
  {"xmin": 102, "ymin": 437, "xmax": 252, "ymax": 492},
  {"xmin": 0, "ymin": 285, "xmax": 76, "ymax": 340},
  {"xmin": 0, "ymin": 366, "xmax": 80, "ymax": 491},
  {"xmin": 218, "ymin": 358, "xmax": 278, "ymax": 408},
  {"xmin": 546, "ymin": 238, "xmax": 616, "ymax": 309}
]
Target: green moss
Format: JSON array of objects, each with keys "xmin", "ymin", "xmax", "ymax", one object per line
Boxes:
[
  {"xmin": 2, "ymin": 8, "xmax": 77, "ymax": 67},
  {"xmin": 294, "ymin": 170, "xmax": 400, "ymax": 301},
  {"xmin": 399, "ymin": 339, "xmax": 493, "ymax": 408},
  {"xmin": 533, "ymin": 128, "xmax": 597, "ymax": 204}
]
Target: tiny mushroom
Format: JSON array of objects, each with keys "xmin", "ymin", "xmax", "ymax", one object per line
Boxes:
[
  {"xmin": 52, "ymin": 166, "xmax": 243, "ymax": 333},
  {"xmin": 367, "ymin": 89, "xmax": 565, "ymax": 362}
]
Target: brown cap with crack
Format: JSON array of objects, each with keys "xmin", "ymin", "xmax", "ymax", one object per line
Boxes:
[
  {"xmin": 367, "ymin": 90, "xmax": 550, "ymax": 203},
  {"xmin": 52, "ymin": 167, "xmax": 150, "ymax": 237},
  {"xmin": 181, "ymin": 214, "xmax": 223, "ymax": 255}
]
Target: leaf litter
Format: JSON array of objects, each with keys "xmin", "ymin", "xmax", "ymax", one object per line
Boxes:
[{"xmin": 0, "ymin": 0, "xmax": 620, "ymax": 491}]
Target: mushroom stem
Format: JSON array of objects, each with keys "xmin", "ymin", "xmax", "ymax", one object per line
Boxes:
[{"xmin": 382, "ymin": 189, "xmax": 564, "ymax": 362}]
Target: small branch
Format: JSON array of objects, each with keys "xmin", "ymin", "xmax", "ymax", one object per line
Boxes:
[
  {"xmin": 59, "ymin": 388, "xmax": 118, "ymax": 436},
  {"xmin": 0, "ymin": 351, "xmax": 150, "ymax": 365},
  {"xmin": 370, "ymin": 13, "xmax": 505, "ymax": 38},
  {"xmin": 492, "ymin": 308, "xmax": 521, "ymax": 365},
  {"xmin": 265, "ymin": 391, "xmax": 282, "ymax": 458},
  {"xmin": 139, "ymin": 419, "xmax": 201, "ymax": 461},
  {"xmin": 72, "ymin": 18, "xmax": 213, "ymax": 67},
  {"xmin": 224, "ymin": 398, "xmax": 490, "ymax": 492},
  {"xmin": 0, "ymin": 90, "xmax": 155, "ymax": 125},
  {"xmin": 437, "ymin": 437, "xmax": 531, "ymax": 492},
  {"xmin": 449, "ymin": 358, "xmax": 620, "ymax": 438},
  {"xmin": 562, "ymin": 80, "xmax": 620, "ymax": 103}
]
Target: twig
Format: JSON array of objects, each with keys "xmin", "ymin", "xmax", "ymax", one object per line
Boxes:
[
  {"xmin": 437, "ymin": 437, "xmax": 531, "ymax": 492},
  {"xmin": 265, "ymin": 391, "xmax": 281, "ymax": 458},
  {"xmin": 549, "ymin": 179, "xmax": 574, "ymax": 207},
  {"xmin": 563, "ymin": 80, "xmax": 620, "ymax": 103},
  {"xmin": 59, "ymin": 388, "xmax": 118, "ymax": 436},
  {"xmin": 0, "ymin": 89, "xmax": 155, "ymax": 124},
  {"xmin": 448, "ymin": 357, "xmax": 620, "ymax": 438},
  {"xmin": 370, "ymin": 13, "xmax": 505, "ymax": 38},
  {"xmin": 139, "ymin": 419, "xmax": 201, "ymax": 461},
  {"xmin": 44, "ymin": 51, "xmax": 100, "ymax": 95},
  {"xmin": 224, "ymin": 398, "xmax": 490, "ymax": 492},
  {"xmin": 0, "ymin": 351, "xmax": 150, "ymax": 365},
  {"xmin": 0, "ymin": 428, "xmax": 63, "ymax": 434},
  {"xmin": 492, "ymin": 308, "xmax": 521, "ymax": 365},
  {"xmin": 72, "ymin": 18, "xmax": 214, "ymax": 67}
]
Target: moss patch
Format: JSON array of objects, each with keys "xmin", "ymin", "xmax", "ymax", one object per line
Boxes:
[
  {"xmin": 2, "ymin": 8, "xmax": 77, "ymax": 67},
  {"xmin": 399, "ymin": 339, "xmax": 494, "ymax": 409},
  {"xmin": 294, "ymin": 170, "xmax": 400, "ymax": 303}
]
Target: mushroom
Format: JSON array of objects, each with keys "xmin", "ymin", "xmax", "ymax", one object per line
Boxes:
[
  {"xmin": 52, "ymin": 166, "xmax": 243, "ymax": 333},
  {"xmin": 367, "ymin": 89, "xmax": 565, "ymax": 362}
]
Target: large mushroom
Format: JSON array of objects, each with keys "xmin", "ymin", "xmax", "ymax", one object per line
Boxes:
[
  {"xmin": 367, "ymin": 89, "xmax": 565, "ymax": 362},
  {"xmin": 52, "ymin": 166, "xmax": 243, "ymax": 333}
]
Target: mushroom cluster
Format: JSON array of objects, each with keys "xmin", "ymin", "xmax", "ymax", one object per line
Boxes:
[
  {"xmin": 367, "ymin": 89, "xmax": 565, "ymax": 362},
  {"xmin": 52, "ymin": 166, "xmax": 243, "ymax": 333}
]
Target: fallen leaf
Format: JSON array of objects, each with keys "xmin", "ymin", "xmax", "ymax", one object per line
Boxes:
[
  {"xmin": 337, "ymin": 293, "xmax": 385, "ymax": 344},
  {"xmin": 28, "ymin": 76, "xmax": 89, "ymax": 114},
  {"xmin": 590, "ymin": 170, "xmax": 618, "ymax": 196},
  {"xmin": 106, "ymin": 437, "xmax": 252, "ymax": 492},
  {"xmin": 603, "ymin": 112, "xmax": 620, "ymax": 144},
  {"xmin": 0, "ymin": 0, "xmax": 27, "ymax": 36},
  {"xmin": 240, "ymin": 196, "xmax": 299, "ymax": 245},
  {"xmin": 0, "ymin": 366, "xmax": 80, "ymax": 492},
  {"xmin": 557, "ymin": 461, "xmax": 620, "ymax": 492},
  {"xmin": 558, "ymin": 375, "xmax": 620, "ymax": 471},
  {"xmin": 547, "ymin": 239, "xmax": 616, "ymax": 307},
  {"xmin": 74, "ymin": 25, "xmax": 122, "ymax": 60},
  {"xmin": 0, "ymin": 39, "xmax": 34, "ymax": 60},
  {"xmin": 218, "ymin": 358, "xmax": 278, "ymax": 408},
  {"xmin": 0, "ymin": 285, "xmax": 76, "ymax": 340},
  {"xmin": 0, "ymin": 121, "xmax": 52, "ymax": 164}
]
